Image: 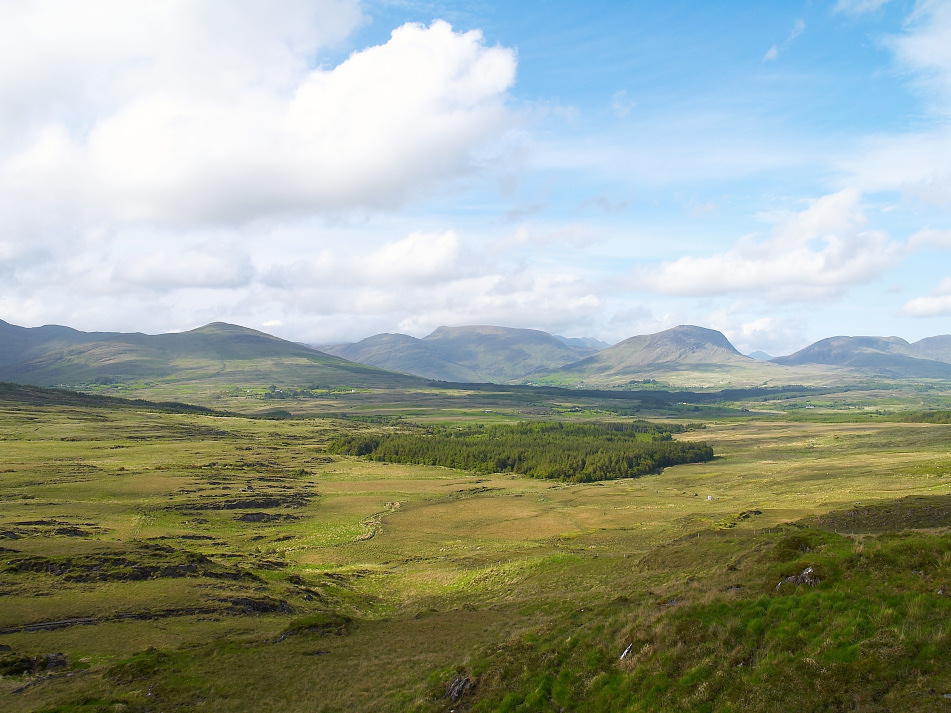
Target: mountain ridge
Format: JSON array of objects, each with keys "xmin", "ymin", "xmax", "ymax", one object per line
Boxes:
[
  {"xmin": 772, "ymin": 334, "xmax": 951, "ymax": 378},
  {"xmin": 0, "ymin": 320, "xmax": 424, "ymax": 390},
  {"xmin": 528, "ymin": 325, "xmax": 775, "ymax": 388},
  {"xmin": 321, "ymin": 324, "xmax": 600, "ymax": 383},
  {"xmin": 4, "ymin": 318, "xmax": 951, "ymax": 391}
]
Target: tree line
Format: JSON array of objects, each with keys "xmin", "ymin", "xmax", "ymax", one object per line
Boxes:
[
  {"xmin": 900, "ymin": 410, "xmax": 951, "ymax": 424},
  {"xmin": 327, "ymin": 420, "xmax": 713, "ymax": 482}
]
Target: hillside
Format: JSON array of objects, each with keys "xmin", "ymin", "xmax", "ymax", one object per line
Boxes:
[
  {"xmin": 0, "ymin": 321, "xmax": 424, "ymax": 392},
  {"xmin": 4, "ymin": 384, "xmax": 951, "ymax": 712},
  {"xmin": 554, "ymin": 335, "xmax": 611, "ymax": 350},
  {"xmin": 772, "ymin": 335, "xmax": 951, "ymax": 378},
  {"xmin": 0, "ymin": 318, "xmax": 119, "ymax": 368},
  {"xmin": 6, "ymin": 319, "xmax": 951, "ymax": 396},
  {"xmin": 531, "ymin": 325, "xmax": 815, "ymax": 388},
  {"xmin": 321, "ymin": 324, "xmax": 599, "ymax": 383},
  {"xmin": 911, "ymin": 334, "xmax": 951, "ymax": 363},
  {"xmin": 319, "ymin": 332, "xmax": 479, "ymax": 382}
]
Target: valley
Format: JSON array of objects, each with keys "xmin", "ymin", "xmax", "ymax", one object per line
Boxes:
[
  {"xmin": 2, "ymin": 321, "xmax": 951, "ymax": 711},
  {"xmin": 1, "ymin": 372, "xmax": 951, "ymax": 711},
  {"xmin": 6, "ymin": 2, "xmax": 950, "ymax": 710}
]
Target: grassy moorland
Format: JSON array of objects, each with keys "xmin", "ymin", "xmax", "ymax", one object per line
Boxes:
[{"xmin": 1, "ymin": 383, "xmax": 951, "ymax": 711}]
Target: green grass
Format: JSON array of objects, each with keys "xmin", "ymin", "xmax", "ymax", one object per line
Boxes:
[
  {"xmin": 464, "ymin": 523, "xmax": 951, "ymax": 712},
  {"xmin": 1, "ymin": 384, "xmax": 951, "ymax": 711}
]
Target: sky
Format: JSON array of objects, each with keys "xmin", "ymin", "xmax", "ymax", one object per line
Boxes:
[{"xmin": 1, "ymin": 0, "xmax": 950, "ymax": 356}]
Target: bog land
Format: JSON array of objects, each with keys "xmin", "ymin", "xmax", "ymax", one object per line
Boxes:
[{"xmin": 1, "ymin": 380, "xmax": 951, "ymax": 712}]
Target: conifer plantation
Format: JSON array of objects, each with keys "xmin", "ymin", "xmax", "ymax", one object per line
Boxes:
[{"xmin": 328, "ymin": 421, "xmax": 714, "ymax": 482}]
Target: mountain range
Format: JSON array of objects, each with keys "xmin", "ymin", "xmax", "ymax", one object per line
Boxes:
[
  {"xmin": 2, "ymin": 318, "xmax": 951, "ymax": 390},
  {"xmin": 318, "ymin": 325, "xmax": 602, "ymax": 383},
  {"xmin": 773, "ymin": 335, "xmax": 951, "ymax": 379},
  {"xmin": 527, "ymin": 325, "xmax": 782, "ymax": 388},
  {"xmin": 0, "ymin": 319, "xmax": 421, "ymax": 391},
  {"xmin": 323, "ymin": 324, "xmax": 951, "ymax": 387}
]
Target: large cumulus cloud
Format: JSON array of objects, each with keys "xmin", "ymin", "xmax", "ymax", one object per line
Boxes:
[
  {"xmin": 630, "ymin": 188, "xmax": 902, "ymax": 302},
  {"xmin": 0, "ymin": 3, "xmax": 516, "ymax": 227}
]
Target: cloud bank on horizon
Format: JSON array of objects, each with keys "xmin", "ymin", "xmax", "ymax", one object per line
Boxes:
[{"xmin": 1, "ymin": 0, "xmax": 949, "ymax": 355}]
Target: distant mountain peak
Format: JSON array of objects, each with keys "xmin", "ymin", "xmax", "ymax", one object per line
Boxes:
[
  {"xmin": 524, "ymin": 324, "xmax": 762, "ymax": 388},
  {"xmin": 615, "ymin": 325, "xmax": 741, "ymax": 359},
  {"xmin": 771, "ymin": 334, "xmax": 951, "ymax": 378},
  {"xmin": 424, "ymin": 324, "xmax": 549, "ymax": 340},
  {"xmin": 189, "ymin": 322, "xmax": 267, "ymax": 335},
  {"xmin": 554, "ymin": 335, "xmax": 610, "ymax": 350},
  {"xmin": 323, "ymin": 324, "xmax": 600, "ymax": 382},
  {"xmin": 0, "ymin": 319, "xmax": 422, "ymax": 390}
]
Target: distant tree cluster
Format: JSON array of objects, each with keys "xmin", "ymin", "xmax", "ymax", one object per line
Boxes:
[
  {"xmin": 327, "ymin": 420, "xmax": 713, "ymax": 482},
  {"xmin": 900, "ymin": 410, "xmax": 951, "ymax": 424}
]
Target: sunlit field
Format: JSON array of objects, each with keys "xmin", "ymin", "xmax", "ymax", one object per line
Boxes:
[{"xmin": 2, "ymin": 386, "xmax": 951, "ymax": 711}]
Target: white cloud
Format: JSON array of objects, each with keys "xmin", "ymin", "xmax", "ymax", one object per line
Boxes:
[
  {"xmin": 116, "ymin": 244, "xmax": 255, "ymax": 290},
  {"xmin": 908, "ymin": 228, "xmax": 951, "ymax": 249},
  {"xmin": 505, "ymin": 223, "xmax": 603, "ymax": 249},
  {"xmin": 838, "ymin": 2, "xmax": 951, "ymax": 202},
  {"xmin": 632, "ymin": 188, "xmax": 903, "ymax": 301},
  {"xmin": 833, "ymin": 0, "xmax": 893, "ymax": 15},
  {"xmin": 362, "ymin": 231, "xmax": 464, "ymax": 284},
  {"xmin": 391, "ymin": 271, "xmax": 601, "ymax": 338},
  {"xmin": 0, "ymin": 8, "xmax": 517, "ymax": 227},
  {"xmin": 583, "ymin": 195, "xmax": 630, "ymax": 214},
  {"xmin": 762, "ymin": 19, "xmax": 805, "ymax": 63},
  {"xmin": 720, "ymin": 314, "xmax": 808, "ymax": 356},
  {"xmin": 891, "ymin": 0, "xmax": 951, "ymax": 106},
  {"xmin": 0, "ymin": 1, "xmax": 366, "ymax": 142},
  {"xmin": 2, "ymin": 1, "xmax": 945, "ymax": 349},
  {"xmin": 901, "ymin": 276, "xmax": 951, "ymax": 316},
  {"xmin": 263, "ymin": 230, "xmax": 468, "ymax": 289},
  {"xmin": 0, "ymin": 7, "xmax": 523, "ymax": 341},
  {"xmin": 840, "ymin": 129, "xmax": 951, "ymax": 206},
  {"xmin": 243, "ymin": 224, "xmax": 606, "ymax": 343},
  {"xmin": 611, "ymin": 90, "xmax": 635, "ymax": 118},
  {"xmin": 901, "ymin": 294, "xmax": 951, "ymax": 317},
  {"xmin": 608, "ymin": 306, "xmax": 654, "ymax": 329}
]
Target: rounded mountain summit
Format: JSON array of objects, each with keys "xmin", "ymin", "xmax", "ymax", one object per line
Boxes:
[{"xmin": 530, "ymin": 325, "xmax": 759, "ymax": 388}]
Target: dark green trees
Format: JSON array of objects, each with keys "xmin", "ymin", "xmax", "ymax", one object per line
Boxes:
[{"xmin": 328, "ymin": 421, "xmax": 712, "ymax": 482}]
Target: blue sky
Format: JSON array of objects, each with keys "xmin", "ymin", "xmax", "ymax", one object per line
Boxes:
[{"xmin": 0, "ymin": 0, "xmax": 949, "ymax": 354}]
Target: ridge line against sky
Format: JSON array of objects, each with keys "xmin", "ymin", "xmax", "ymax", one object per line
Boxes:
[{"xmin": 0, "ymin": 0, "xmax": 949, "ymax": 355}]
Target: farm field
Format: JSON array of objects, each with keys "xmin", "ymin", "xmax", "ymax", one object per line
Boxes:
[{"xmin": 1, "ymin": 385, "xmax": 951, "ymax": 711}]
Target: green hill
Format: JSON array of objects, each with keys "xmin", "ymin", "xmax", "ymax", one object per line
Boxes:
[
  {"xmin": 0, "ymin": 318, "xmax": 119, "ymax": 368},
  {"xmin": 321, "ymin": 325, "xmax": 599, "ymax": 383},
  {"xmin": 7, "ymin": 319, "xmax": 951, "ymax": 397},
  {"xmin": 772, "ymin": 335, "xmax": 951, "ymax": 378},
  {"xmin": 911, "ymin": 334, "xmax": 951, "ymax": 363},
  {"xmin": 320, "ymin": 332, "xmax": 478, "ymax": 382},
  {"xmin": 0, "ymin": 321, "xmax": 424, "ymax": 392},
  {"xmin": 530, "ymin": 325, "xmax": 824, "ymax": 388}
]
